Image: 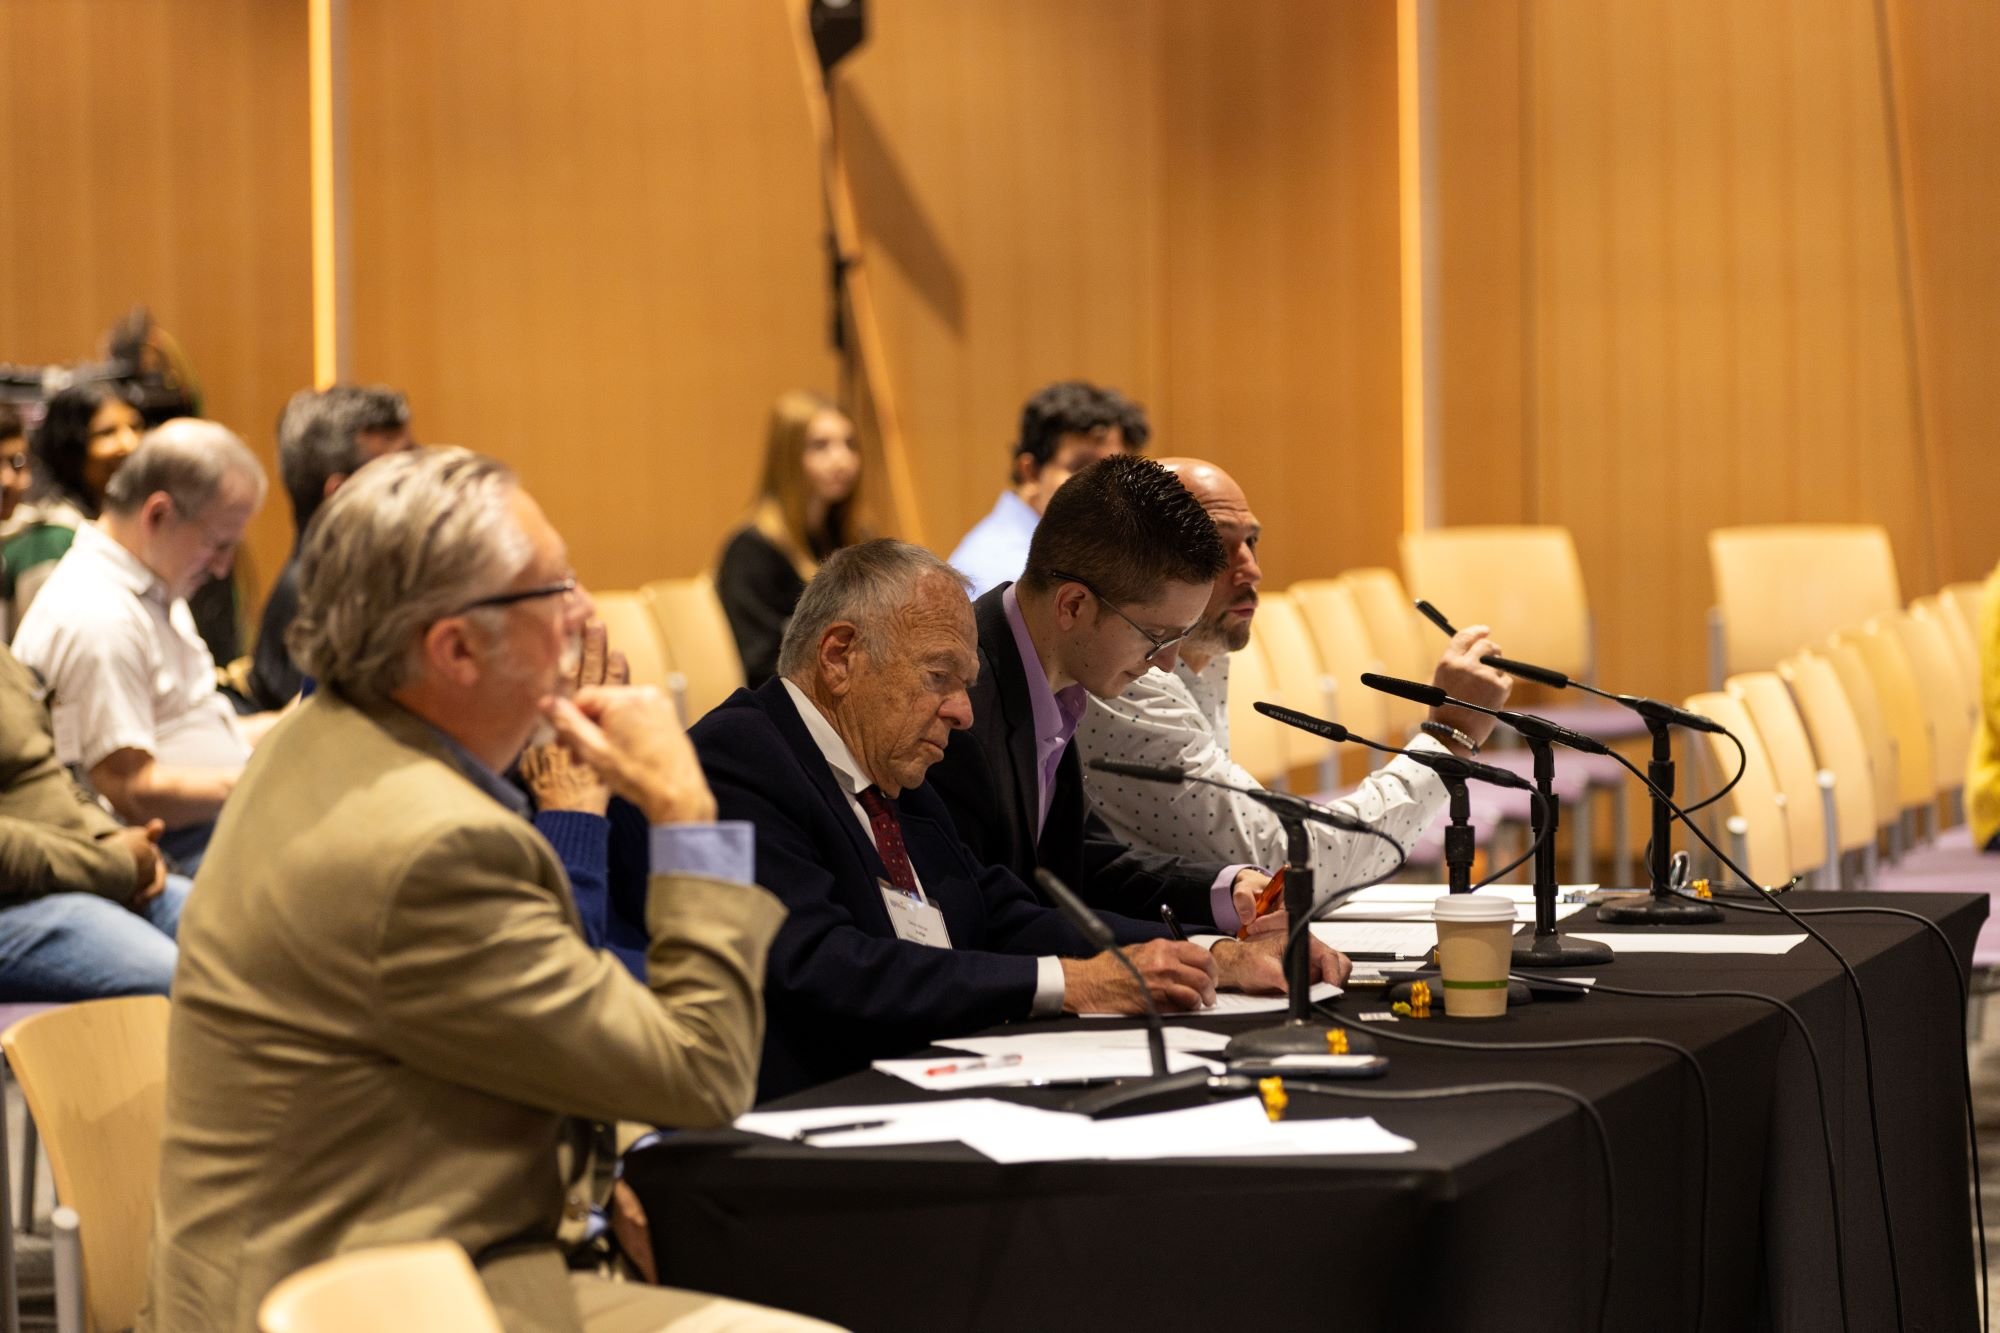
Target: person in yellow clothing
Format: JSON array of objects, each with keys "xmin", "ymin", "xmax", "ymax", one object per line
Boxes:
[{"xmin": 1972, "ymin": 561, "xmax": 2000, "ymax": 854}]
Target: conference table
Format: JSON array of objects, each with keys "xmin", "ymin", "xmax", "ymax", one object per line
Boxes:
[{"xmin": 627, "ymin": 890, "xmax": 1988, "ymax": 1332}]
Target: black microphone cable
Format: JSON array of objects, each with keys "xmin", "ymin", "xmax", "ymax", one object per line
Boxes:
[
  {"xmin": 1312, "ymin": 999, "xmax": 1711, "ymax": 1333},
  {"xmin": 1514, "ymin": 973, "xmax": 1851, "ymax": 1333},
  {"xmin": 1596, "ymin": 747, "xmax": 1908, "ymax": 1333},
  {"xmin": 1266, "ymin": 1078, "xmax": 1617, "ymax": 1333},
  {"xmin": 1672, "ymin": 890, "xmax": 1987, "ymax": 1333}
]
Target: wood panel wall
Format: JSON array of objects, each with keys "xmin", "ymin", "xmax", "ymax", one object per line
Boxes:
[
  {"xmin": 1432, "ymin": 0, "xmax": 1990, "ymax": 705},
  {"xmin": 0, "ymin": 0, "xmax": 312, "ymax": 602}
]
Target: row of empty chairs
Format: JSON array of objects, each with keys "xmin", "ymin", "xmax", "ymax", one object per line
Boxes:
[
  {"xmin": 593, "ymin": 577, "xmax": 745, "ymax": 725},
  {"xmin": 1680, "ymin": 575, "xmax": 1990, "ymax": 922}
]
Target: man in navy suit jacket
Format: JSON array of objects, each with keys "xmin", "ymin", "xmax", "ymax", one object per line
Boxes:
[{"xmin": 691, "ymin": 540, "xmax": 1331, "ymax": 1101}]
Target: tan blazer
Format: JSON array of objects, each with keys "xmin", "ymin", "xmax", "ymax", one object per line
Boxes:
[
  {"xmin": 0, "ymin": 643, "xmax": 137, "ymax": 903},
  {"xmin": 137, "ymin": 690, "xmax": 786, "ymax": 1333}
]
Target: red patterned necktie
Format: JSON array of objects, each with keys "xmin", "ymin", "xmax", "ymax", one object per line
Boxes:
[{"xmin": 856, "ymin": 786, "xmax": 920, "ymax": 896}]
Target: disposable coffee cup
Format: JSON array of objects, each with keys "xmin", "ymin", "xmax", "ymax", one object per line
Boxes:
[{"xmin": 1432, "ymin": 894, "xmax": 1517, "ymax": 1018}]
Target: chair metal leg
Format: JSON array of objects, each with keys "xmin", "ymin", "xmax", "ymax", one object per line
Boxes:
[
  {"xmin": 1726, "ymin": 816, "xmax": 1752, "ymax": 886},
  {"xmin": 0, "ymin": 1066, "xmax": 18, "ymax": 1333},
  {"xmin": 1817, "ymin": 773, "xmax": 1842, "ymax": 888},
  {"xmin": 1569, "ymin": 789, "xmax": 1594, "ymax": 886},
  {"xmin": 52, "ymin": 1207, "xmax": 80, "ymax": 1333},
  {"xmin": 16, "ymin": 1116, "xmax": 34, "ymax": 1236}
]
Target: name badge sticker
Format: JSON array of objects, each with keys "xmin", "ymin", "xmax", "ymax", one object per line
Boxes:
[{"xmin": 880, "ymin": 881, "xmax": 953, "ymax": 949}]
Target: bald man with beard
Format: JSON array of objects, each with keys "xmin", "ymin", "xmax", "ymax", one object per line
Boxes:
[{"xmin": 1073, "ymin": 459, "xmax": 1515, "ymax": 901}]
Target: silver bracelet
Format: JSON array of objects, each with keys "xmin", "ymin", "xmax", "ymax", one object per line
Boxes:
[{"xmin": 1419, "ymin": 720, "xmax": 1480, "ymax": 755}]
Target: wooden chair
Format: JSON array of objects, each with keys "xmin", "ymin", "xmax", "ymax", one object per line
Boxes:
[
  {"xmin": 1887, "ymin": 608, "xmax": 1974, "ymax": 824},
  {"xmin": 589, "ymin": 590, "xmax": 678, "ymax": 696},
  {"xmin": 1222, "ymin": 629, "xmax": 1289, "ymax": 788},
  {"xmin": 1778, "ymin": 649, "xmax": 1883, "ymax": 883},
  {"xmin": 1331, "ymin": 568, "xmax": 1432, "ymax": 739},
  {"xmin": 1682, "ymin": 692, "xmax": 1793, "ymax": 890},
  {"xmin": 1913, "ymin": 593, "xmax": 1980, "ymax": 697},
  {"xmin": 1285, "ymin": 580, "xmax": 1391, "ymax": 786},
  {"xmin": 1707, "ymin": 525, "xmax": 1901, "ymax": 684},
  {"xmin": 1821, "ymin": 637, "xmax": 1907, "ymax": 852},
  {"xmin": 1249, "ymin": 592, "xmax": 1339, "ymax": 791},
  {"xmin": 1727, "ymin": 672, "xmax": 1836, "ymax": 886},
  {"xmin": 1836, "ymin": 619, "xmax": 1939, "ymax": 838},
  {"xmin": 1, "ymin": 997, "xmax": 169, "ymax": 1333},
  {"xmin": 259, "ymin": 1240, "xmax": 504, "ymax": 1333},
  {"xmin": 641, "ymin": 575, "xmax": 747, "ymax": 725},
  {"xmin": 1944, "ymin": 579, "xmax": 1987, "ymax": 648},
  {"xmin": 1401, "ymin": 527, "xmax": 1594, "ymax": 678}
]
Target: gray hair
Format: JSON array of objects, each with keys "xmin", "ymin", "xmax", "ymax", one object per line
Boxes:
[
  {"xmin": 101, "ymin": 418, "xmax": 267, "ymax": 518},
  {"xmin": 776, "ymin": 539, "xmax": 969, "ymax": 679},
  {"xmin": 278, "ymin": 383, "xmax": 410, "ymax": 528},
  {"xmin": 287, "ymin": 446, "xmax": 532, "ymax": 702}
]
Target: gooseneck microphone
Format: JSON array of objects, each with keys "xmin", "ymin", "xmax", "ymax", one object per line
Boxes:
[
  {"xmin": 1034, "ymin": 868, "xmax": 1212, "ymax": 1117},
  {"xmin": 1359, "ymin": 671, "xmax": 1614, "ymax": 968},
  {"xmin": 1461, "ymin": 648, "xmax": 1729, "ymax": 925},
  {"xmin": 1478, "ymin": 652, "xmax": 1724, "ymax": 736},
  {"xmin": 1359, "ymin": 672, "xmax": 1613, "ymax": 756},
  {"xmin": 1252, "ymin": 701, "xmax": 1537, "ymax": 792},
  {"xmin": 1089, "ymin": 757, "xmax": 1379, "ymax": 834}
]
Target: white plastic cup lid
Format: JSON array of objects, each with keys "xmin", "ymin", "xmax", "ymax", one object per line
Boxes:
[{"xmin": 1432, "ymin": 894, "xmax": 1518, "ymax": 923}]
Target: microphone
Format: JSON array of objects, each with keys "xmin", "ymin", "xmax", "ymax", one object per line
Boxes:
[
  {"xmin": 1478, "ymin": 652, "xmax": 1725, "ymax": 736},
  {"xmin": 1089, "ymin": 757, "xmax": 1376, "ymax": 833},
  {"xmin": 1359, "ymin": 672, "xmax": 1612, "ymax": 756},
  {"xmin": 1251, "ymin": 701, "xmax": 1537, "ymax": 793},
  {"xmin": 1035, "ymin": 868, "xmax": 1223, "ymax": 1117}
]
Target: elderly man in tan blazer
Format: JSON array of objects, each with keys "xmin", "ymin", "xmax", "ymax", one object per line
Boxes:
[{"xmin": 139, "ymin": 448, "xmax": 830, "ymax": 1332}]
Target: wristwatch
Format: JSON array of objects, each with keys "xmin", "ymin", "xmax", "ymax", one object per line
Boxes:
[{"xmin": 1419, "ymin": 719, "xmax": 1480, "ymax": 755}]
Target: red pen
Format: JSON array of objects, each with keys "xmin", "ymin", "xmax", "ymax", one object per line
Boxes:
[
  {"xmin": 924, "ymin": 1054, "xmax": 1024, "ymax": 1077},
  {"xmin": 1236, "ymin": 866, "xmax": 1288, "ymax": 940}
]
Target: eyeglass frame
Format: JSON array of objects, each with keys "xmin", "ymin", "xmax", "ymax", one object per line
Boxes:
[
  {"xmin": 168, "ymin": 494, "xmax": 245, "ymax": 559},
  {"xmin": 453, "ymin": 576, "xmax": 580, "ymax": 616},
  {"xmin": 1044, "ymin": 568, "xmax": 1196, "ymax": 661}
]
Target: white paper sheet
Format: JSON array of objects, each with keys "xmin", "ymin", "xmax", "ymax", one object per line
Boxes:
[
  {"xmin": 736, "ymin": 1098, "xmax": 1056, "ymax": 1148},
  {"xmin": 1310, "ymin": 921, "xmax": 1522, "ymax": 958},
  {"xmin": 741, "ymin": 1096, "xmax": 1417, "ymax": 1162},
  {"xmin": 1564, "ymin": 932, "xmax": 1806, "ymax": 955},
  {"xmin": 871, "ymin": 1048, "xmax": 1221, "ymax": 1091},
  {"xmin": 935, "ymin": 1028, "xmax": 1232, "ymax": 1057},
  {"xmin": 1324, "ymin": 901, "xmax": 1583, "ymax": 925},
  {"xmin": 961, "ymin": 1096, "xmax": 1417, "ymax": 1163},
  {"xmin": 1077, "ymin": 981, "xmax": 1340, "ymax": 1018},
  {"xmin": 1338, "ymin": 884, "xmax": 1598, "ymax": 905}
]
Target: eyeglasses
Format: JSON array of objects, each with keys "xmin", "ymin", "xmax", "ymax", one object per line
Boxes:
[
  {"xmin": 454, "ymin": 576, "xmax": 580, "ymax": 615},
  {"xmin": 1046, "ymin": 569, "xmax": 1195, "ymax": 660}
]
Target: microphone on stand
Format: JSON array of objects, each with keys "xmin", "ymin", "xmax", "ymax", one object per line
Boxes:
[
  {"xmin": 1034, "ymin": 868, "xmax": 1217, "ymax": 1118},
  {"xmin": 1471, "ymin": 651, "xmax": 1725, "ymax": 925},
  {"xmin": 1359, "ymin": 673, "xmax": 1615, "ymax": 968},
  {"xmin": 1251, "ymin": 701, "xmax": 1539, "ymax": 792},
  {"xmin": 1082, "ymin": 761, "xmax": 1379, "ymax": 1064},
  {"xmin": 1360, "ymin": 672, "xmax": 1614, "ymax": 756}
]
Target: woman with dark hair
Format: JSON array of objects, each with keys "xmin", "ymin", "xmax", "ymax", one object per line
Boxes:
[
  {"xmin": 1, "ymin": 383, "xmax": 142, "ymax": 630},
  {"xmin": 714, "ymin": 390, "xmax": 864, "ymax": 686}
]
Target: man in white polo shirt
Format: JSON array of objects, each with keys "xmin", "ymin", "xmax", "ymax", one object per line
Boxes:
[{"xmin": 14, "ymin": 418, "xmax": 281, "ymax": 872}]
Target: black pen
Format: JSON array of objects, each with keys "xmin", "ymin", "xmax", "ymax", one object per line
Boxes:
[
  {"xmin": 1414, "ymin": 600, "xmax": 1458, "ymax": 637},
  {"xmin": 1159, "ymin": 904, "xmax": 1188, "ymax": 941},
  {"xmin": 793, "ymin": 1119, "xmax": 891, "ymax": 1142}
]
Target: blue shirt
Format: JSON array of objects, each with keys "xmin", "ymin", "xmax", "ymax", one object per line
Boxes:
[{"xmin": 948, "ymin": 490, "xmax": 1040, "ymax": 599}]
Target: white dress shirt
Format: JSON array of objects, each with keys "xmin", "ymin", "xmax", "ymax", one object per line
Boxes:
[
  {"xmin": 13, "ymin": 522, "xmax": 249, "ymax": 778},
  {"xmin": 1077, "ymin": 652, "xmax": 1450, "ymax": 910},
  {"xmin": 780, "ymin": 679, "xmax": 1068, "ymax": 1015}
]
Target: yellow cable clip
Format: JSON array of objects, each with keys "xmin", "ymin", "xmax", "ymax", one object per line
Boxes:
[
  {"xmin": 1691, "ymin": 878, "xmax": 1713, "ymax": 899},
  {"xmin": 1326, "ymin": 1027, "xmax": 1350, "ymax": 1055},
  {"xmin": 1259, "ymin": 1076, "xmax": 1288, "ymax": 1122}
]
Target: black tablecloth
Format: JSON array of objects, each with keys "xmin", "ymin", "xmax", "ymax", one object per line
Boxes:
[{"xmin": 626, "ymin": 891, "xmax": 1988, "ymax": 1332}]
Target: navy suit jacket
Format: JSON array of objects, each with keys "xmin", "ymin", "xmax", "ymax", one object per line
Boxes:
[
  {"xmin": 691, "ymin": 679, "xmax": 1167, "ymax": 1102},
  {"xmin": 926, "ymin": 585, "xmax": 1228, "ymax": 929}
]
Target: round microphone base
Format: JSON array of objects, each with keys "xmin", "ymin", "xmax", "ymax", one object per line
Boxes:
[
  {"xmin": 1223, "ymin": 1018, "xmax": 1377, "ymax": 1061},
  {"xmin": 1594, "ymin": 894, "xmax": 1723, "ymax": 926},
  {"xmin": 1510, "ymin": 932, "xmax": 1615, "ymax": 968}
]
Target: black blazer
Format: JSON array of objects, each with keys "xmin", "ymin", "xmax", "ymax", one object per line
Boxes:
[
  {"xmin": 691, "ymin": 678, "xmax": 1166, "ymax": 1101},
  {"xmin": 927, "ymin": 585, "xmax": 1228, "ymax": 930}
]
